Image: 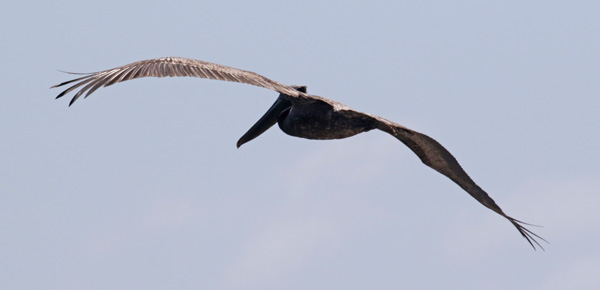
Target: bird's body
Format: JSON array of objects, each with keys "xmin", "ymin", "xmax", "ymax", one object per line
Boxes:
[
  {"xmin": 52, "ymin": 56, "xmax": 546, "ymax": 250},
  {"xmin": 278, "ymin": 97, "xmax": 376, "ymax": 139}
]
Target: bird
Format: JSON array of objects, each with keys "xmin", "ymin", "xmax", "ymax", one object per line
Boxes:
[{"xmin": 52, "ymin": 56, "xmax": 546, "ymax": 250}]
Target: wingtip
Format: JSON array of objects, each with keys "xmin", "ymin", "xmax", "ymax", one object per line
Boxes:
[
  {"xmin": 55, "ymin": 90, "xmax": 67, "ymax": 99},
  {"xmin": 51, "ymin": 80, "xmax": 70, "ymax": 89},
  {"xmin": 509, "ymin": 218, "xmax": 548, "ymax": 251}
]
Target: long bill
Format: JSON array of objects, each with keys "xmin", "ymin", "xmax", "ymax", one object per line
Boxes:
[{"xmin": 236, "ymin": 96, "xmax": 292, "ymax": 148}]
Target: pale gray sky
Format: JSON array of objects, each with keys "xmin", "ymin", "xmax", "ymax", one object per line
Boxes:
[{"xmin": 2, "ymin": 1, "xmax": 599, "ymax": 289}]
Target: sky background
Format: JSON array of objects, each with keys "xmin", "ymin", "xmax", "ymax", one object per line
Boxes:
[{"xmin": 1, "ymin": 1, "xmax": 599, "ymax": 289}]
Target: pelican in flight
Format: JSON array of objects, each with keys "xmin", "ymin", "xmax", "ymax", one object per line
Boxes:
[{"xmin": 52, "ymin": 56, "xmax": 545, "ymax": 249}]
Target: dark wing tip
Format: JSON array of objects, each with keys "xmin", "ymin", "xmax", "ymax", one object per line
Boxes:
[
  {"xmin": 55, "ymin": 90, "xmax": 67, "ymax": 99},
  {"xmin": 51, "ymin": 73, "xmax": 95, "ymax": 102},
  {"xmin": 51, "ymin": 78, "xmax": 83, "ymax": 90},
  {"xmin": 50, "ymin": 80, "xmax": 70, "ymax": 89},
  {"xmin": 68, "ymin": 96, "xmax": 77, "ymax": 107},
  {"xmin": 509, "ymin": 218, "xmax": 548, "ymax": 251}
]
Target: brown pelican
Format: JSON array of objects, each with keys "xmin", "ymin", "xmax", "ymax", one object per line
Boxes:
[{"xmin": 52, "ymin": 56, "xmax": 546, "ymax": 250}]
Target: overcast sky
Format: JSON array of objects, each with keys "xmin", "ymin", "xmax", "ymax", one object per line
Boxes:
[{"xmin": 1, "ymin": 1, "xmax": 599, "ymax": 289}]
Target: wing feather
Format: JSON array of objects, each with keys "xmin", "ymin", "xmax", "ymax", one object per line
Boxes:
[{"xmin": 52, "ymin": 57, "xmax": 302, "ymax": 105}]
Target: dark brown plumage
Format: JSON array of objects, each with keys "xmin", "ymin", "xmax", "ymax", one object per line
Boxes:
[{"xmin": 52, "ymin": 56, "xmax": 546, "ymax": 250}]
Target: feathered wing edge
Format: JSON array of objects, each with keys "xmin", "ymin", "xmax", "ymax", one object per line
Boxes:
[
  {"xmin": 371, "ymin": 115, "xmax": 547, "ymax": 250},
  {"xmin": 51, "ymin": 57, "xmax": 303, "ymax": 106}
]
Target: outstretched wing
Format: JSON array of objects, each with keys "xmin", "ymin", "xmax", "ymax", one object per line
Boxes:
[
  {"xmin": 367, "ymin": 113, "xmax": 546, "ymax": 250},
  {"xmin": 51, "ymin": 57, "xmax": 303, "ymax": 106}
]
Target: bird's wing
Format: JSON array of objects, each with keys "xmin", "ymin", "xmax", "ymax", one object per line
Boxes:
[
  {"xmin": 51, "ymin": 57, "xmax": 303, "ymax": 106},
  {"xmin": 347, "ymin": 110, "xmax": 546, "ymax": 249}
]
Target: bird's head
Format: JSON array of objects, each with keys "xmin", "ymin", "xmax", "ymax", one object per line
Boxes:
[{"xmin": 290, "ymin": 85, "xmax": 307, "ymax": 93}]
